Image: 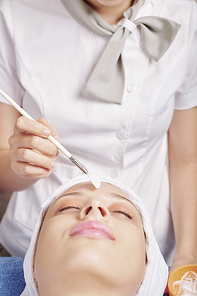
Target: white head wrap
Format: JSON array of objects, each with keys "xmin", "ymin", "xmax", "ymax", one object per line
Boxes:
[{"xmin": 21, "ymin": 175, "xmax": 168, "ymax": 296}]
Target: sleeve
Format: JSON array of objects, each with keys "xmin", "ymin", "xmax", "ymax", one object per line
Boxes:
[
  {"xmin": 0, "ymin": 0, "xmax": 24, "ymax": 106},
  {"xmin": 174, "ymin": 2, "xmax": 197, "ymax": 110}
]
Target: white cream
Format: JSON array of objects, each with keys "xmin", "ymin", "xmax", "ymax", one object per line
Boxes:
[{"xmin": 173, "ymin": 271, "xmax": 197, "ymax": 295}]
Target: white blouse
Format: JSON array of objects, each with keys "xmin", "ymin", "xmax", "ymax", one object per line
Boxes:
[{"xmin": 0, "ymin": 0, "xmax": 196, "ymax": 264}]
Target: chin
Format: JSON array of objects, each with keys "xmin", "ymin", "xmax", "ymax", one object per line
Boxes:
[
  {"xmin": 58, "ymin": 242, "xmax": 116, "ymax": 278},
  {"xmin": 64, "ymin": 244, "xmax": 107, "ymax": 268}
]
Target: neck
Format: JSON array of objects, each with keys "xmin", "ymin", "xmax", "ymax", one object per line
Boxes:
[{"xmin": 84, "ymin": 0, "xmax": 134, "ymax": 25}]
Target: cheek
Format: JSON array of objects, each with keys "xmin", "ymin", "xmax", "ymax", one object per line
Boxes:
[
  {"xmin": 110, "ymin": 223, "xmax": 146, "ymax": 294},
  {"xmin": 115, "ymin": 224, "xmax": 146, "ymax": 277},
  {"xmin": 34, "ymin": 219, "xmax": 72, "ymax": 278},
  {"xmin": 126, "ymin": 231, "xmax": 146, "ymax": 266},
  {"xmin": 37, "ymin": 220, "xmax": 63, "ymax": 252}
]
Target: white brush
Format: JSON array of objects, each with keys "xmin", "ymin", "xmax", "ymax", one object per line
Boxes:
[{"xmin": 0, "ymin": 89, "xmax": 101, "ymax": 189}]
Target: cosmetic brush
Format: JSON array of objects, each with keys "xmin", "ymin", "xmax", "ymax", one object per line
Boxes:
[{"xmin": 0, "ymin": 89, "xmax": 101, "ymax": 189}]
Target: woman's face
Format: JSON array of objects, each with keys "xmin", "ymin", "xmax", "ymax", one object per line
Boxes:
[{"xmin": 34, "ymin": 182, "xmax": 146, "ymax": 296}]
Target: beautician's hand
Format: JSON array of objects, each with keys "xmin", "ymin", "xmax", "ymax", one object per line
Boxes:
[
  {"xmin": 9, "ymin": 117, "xmax": 59, "ymax": 180},
  {"xmin": 169, "ymin": 257, "xmax": 197, "ymax": 275}
]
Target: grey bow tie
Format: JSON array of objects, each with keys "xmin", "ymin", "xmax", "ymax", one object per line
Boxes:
[{"xmin": 61, "ymin": 0, "xmax": 181, "ymax": 104}]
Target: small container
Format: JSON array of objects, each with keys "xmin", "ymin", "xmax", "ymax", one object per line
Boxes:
[{"xmin": 168, "ymin": 265, "xmax": 197, "ymax": 296}]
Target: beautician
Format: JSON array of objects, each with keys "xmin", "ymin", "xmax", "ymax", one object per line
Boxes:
[{"xmin": 0, "ymin": 0, "xmax": 196, "ymax": 274}]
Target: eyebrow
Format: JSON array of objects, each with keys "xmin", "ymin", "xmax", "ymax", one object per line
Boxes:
[
  {"xmin": 108, "ymin": 192, "xmax": 134, "ymax": 205},
  {"xmin": 57, "ymin": 191, "xmax": 133, "ymax": 205},
  {"xmin": 58, "ymin": 192, "xmax": 82, "ymax": 199}
]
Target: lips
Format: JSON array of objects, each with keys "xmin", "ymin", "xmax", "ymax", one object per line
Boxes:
[{"xmin": 70, "ymin": 220, "xmax": 115, "ymax": 241}]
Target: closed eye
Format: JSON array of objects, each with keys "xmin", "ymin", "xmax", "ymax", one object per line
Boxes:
[
  {"xmin": 113, "ymin": 210, "xmax": 133, "ymax": 220},
  {"xmin": 58, "ymin": 206, "xmax": 81, "ymax": 213}
]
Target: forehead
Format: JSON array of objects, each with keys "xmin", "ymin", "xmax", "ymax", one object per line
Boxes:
[{"xmin": 63, "ymin": 182, "xmax": 130, "ymax": 196}]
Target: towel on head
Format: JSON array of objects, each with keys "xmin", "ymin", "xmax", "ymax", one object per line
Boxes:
[{"xmin": 21, "ymin": 175, "xmax": 168, "ymax": 296}]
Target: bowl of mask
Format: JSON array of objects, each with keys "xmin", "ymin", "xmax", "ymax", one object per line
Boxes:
[{"xmin": 168, "ymin": 265, "xmax": 197, "ymax": 296}]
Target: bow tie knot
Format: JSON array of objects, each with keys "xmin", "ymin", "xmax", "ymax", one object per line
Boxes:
[
  {"xmin": 120, "ymin": 18, "xmax": 137, "ymax": 33},
  {"xmin": 61, "ymin": 0, "xmax": 181, "ymax": 104}
]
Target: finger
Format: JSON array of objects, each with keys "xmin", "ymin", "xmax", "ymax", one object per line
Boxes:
[
  {"xmin": 10, "ymin": 134, "xmax": 58, "ymax": 157},
  {"xmin": 37, "ymin": 117, "xmax": 50, "ymax": 129},
  {"xmin": 11, "ymin": 148, "xmax": 56, "ymax": 170},
  {"xmin": 38, "ymin": 117, "xmax": 59, "ymax": 140},
  {"xmin": 15, "ymin": 116, "xmax": 51, "ymax": 138},
  {"xmin": 11, "ymin": 162, "xmax": 53, "ymax": 179},
  {"xmin": 49, "ymin": 123, "xmax": 59, "ymax": 139}
]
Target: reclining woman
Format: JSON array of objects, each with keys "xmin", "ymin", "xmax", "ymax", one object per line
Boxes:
[{"xmin": 21, "ymin": 175, "xmax": 168, "ymax": 296}]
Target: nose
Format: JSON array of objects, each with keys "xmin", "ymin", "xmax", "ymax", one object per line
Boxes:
[{"xmin": 79, "ymin": 199, "xmax": 110, "ymax": 222}]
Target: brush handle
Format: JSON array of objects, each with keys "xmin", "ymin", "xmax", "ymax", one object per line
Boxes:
[
  {"xmin": 0, "ymin": 89, "xmax": 34, "ymax": 120},
  {"xmin": 0, "ymin": 89, "xmax": 72, "ymax": 158}
]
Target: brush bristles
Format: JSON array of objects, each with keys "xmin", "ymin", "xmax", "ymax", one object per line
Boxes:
[{"xmin": 87, "ymin": 173, "xmax": 101, "ymax": 189}]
